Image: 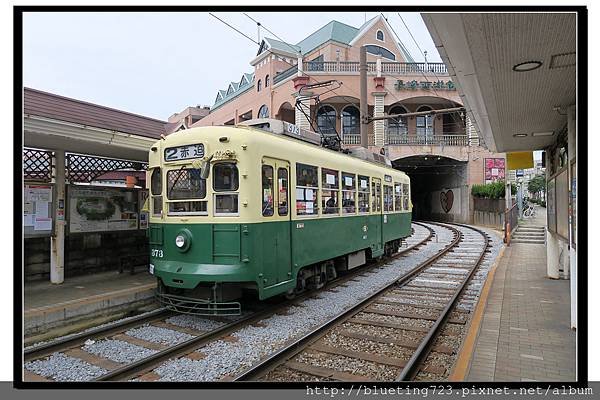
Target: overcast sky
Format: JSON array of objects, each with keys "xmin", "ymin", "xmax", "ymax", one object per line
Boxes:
[{"xmin": 23, "ymin": 11, "xmax": 440, "ymax": 121}]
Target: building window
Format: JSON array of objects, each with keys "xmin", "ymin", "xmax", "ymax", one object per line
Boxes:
[
  {"xmin": 258, "ymin": 105, "xmax": 269, "ymax": 118},
  {"xmin": 257, "ymin": 79, "xmax": 262, "ymax": 92},
  {"xmin": 388, "ymin": 105, "xmax": 408, "ymax": 144},
  {"xmin": 365, "ymin": 45, "xmax": 395, "ymax": 60},
  {"xmin": 341, "ymin": 106, "xmax": 360, "ymax": 137},
  {"xmin": 265, "ymin": 74, "xmax": 270, "ymax": 88},
  {"xmin": 376, "ymin": 30, "xmax": 384, "ymax": 41},
  {"xmin": 316, "ymin": 105, "xmax": 336, "ymax": 135},
  {"xmin": 416, "ymin": 105, "xmax": 433, "ymax": 141}
]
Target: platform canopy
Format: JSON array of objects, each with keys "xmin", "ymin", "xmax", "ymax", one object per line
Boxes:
[
  {"xmin": 23, "ymin": 88, "xmax": 166, "ymax": 161},
  {"xmin": 422, "ymin": 13, "xmax": 576, "ymax": 152}
]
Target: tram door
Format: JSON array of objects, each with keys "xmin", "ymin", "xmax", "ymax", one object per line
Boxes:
[
  {"xmin": 371, "ymin": 177, "xmax": 383, "ymax": 256},
  {"xmin": 261, "ymin": 158, "xmax": 292, "ymax": 286}
]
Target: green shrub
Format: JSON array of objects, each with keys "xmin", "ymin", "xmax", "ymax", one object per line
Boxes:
[{"xmin": 471, "ymin": 180, "xmax": 515, "ymax": 199}]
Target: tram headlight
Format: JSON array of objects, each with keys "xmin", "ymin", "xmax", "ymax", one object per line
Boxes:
[{"xmin": 175, "ymin": 235, "xmax": 186, "ymax": 248}]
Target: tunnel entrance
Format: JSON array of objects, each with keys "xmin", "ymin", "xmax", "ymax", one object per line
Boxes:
[{"xmin": 393, "ymin": 155, "xmax": 468, "ymax": 223}]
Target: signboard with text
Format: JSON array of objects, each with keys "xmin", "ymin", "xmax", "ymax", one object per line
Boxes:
[
  {"xmin": 24, "ymin": 184, "xmax": 53, "ymax": 237},
  {"xmin": 69, "ymin": 186, "xmax": 140, "ymax": 233}
]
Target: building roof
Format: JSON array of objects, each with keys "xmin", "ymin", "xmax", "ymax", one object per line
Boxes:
[
  {"xmin": 212, "ymin": 72, "xmax": 255, "ymax": 110},
  {"xmin": 24, "ymin": 87, "xmax": 167, "ymax": 139},
  {"xmin": 296, "ymin": 20, "xmax": 360, "ymax": 54},
  {"xmin": 258, "ymin": 37, "xmax": 301, "ymax": 55}
]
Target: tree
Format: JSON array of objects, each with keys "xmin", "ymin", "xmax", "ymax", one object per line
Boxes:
[{"xmin": 527, "ymin": 175, "xmax": 546, "ymax": 200}]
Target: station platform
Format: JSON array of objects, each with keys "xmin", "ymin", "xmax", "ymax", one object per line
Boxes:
[
  {"xmin": 24, "ymin": 269, "xmax": 157, "ymax": 342},
  {"xmin": 463, "ymin": 206, "xmax": 576, "ymax": 382}
]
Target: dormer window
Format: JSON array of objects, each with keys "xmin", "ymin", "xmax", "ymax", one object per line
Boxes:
[
  {"xmin": 376, "ymin": 30, "xmax": 384, "ymax": 41},
  {"xmin": 265, "ymin": 75, "xmax": 270, "ymax": 88},
  {"xmin": 257, "ymin": 80, "xmax": 262, "ymax": 92}
]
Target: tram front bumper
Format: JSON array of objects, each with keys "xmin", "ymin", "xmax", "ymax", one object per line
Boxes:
[{"xmin": 151, "ymin": 260, "xmax": 256, "ymax": 290}]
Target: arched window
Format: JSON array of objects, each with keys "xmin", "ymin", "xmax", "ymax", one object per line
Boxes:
[
  {"xmin": 265, "ymin": 75, "xmax": 270, "ymax": 88},
  {"xmin": 257, "ymin": 79, "xmax": 262, "ymax": 92},
  {"xmin": 258, "ymin": 105, "xmax": 269, "ymax": 118},
  {"xmin": 341, "ymin": 106, "xmax": 360, "ymax": 139},
  {"xmin": 365, "ymin": 45, "xmax": 395, "ymax": 60},
  {"xmin": 316, "ymin": 105, "xmax": 336, "ymax": 135},
  {"xmin": 376, "ymin": 30, "xmax": 384, "ymax": 41},
  {"xmin": 388, "ymin": 105, "xmax": 408, "ymax": 144},
  {"xmin": 416, "ymin": 105, "xmax": 433, "ymax": 142}
]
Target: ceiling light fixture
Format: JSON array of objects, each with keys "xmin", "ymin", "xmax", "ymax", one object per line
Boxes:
[
  {"xmin": 513, "ymin": 133, "xmax": 529, "ymax": 138},
  {"xmin": 532, "ymin": 131, "xmax": 554, "ymax": 137},
  {"xmin": 512, "ymin": 61, "xmax": 543, "ymax": 72}
]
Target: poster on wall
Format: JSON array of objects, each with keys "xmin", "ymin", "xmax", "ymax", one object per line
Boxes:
[
  {"xmin": 24, "ymin": 184, "xmax": 53, "ymax": 236},
  {"xmin": 484, "ymin": 158, "xmax": 506, "ymax": 183},
  {"xmin": 138, "ymin": 189, "xmax": 149, "ymax": 230},
  {"xmin": 69, "ymin": 186, "xmax": 139, "ymax": 233}
]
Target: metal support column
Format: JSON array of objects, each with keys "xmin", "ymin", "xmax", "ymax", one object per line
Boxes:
[
  {"xmin": 359, "ymin": 46, "xmax": 368, "ymax": 148},
  {"xmin": 567, "ymin": 105, "xmax": 577, "ymax": 330},
  {"xmin": 50, "ymin": 150, "xmax": 65, "ymax": 284}
]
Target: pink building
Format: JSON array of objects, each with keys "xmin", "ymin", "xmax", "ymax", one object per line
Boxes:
[{"xmin": 187, "ymin": 15, "xmax": 505, "ymax": 223}]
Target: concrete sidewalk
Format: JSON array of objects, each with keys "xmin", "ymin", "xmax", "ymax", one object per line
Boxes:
[
  {"xmin": 466, "ymin": 209, "xmax": 576, "ymax": 381},
  {"xmin": 24, "ymin": 270, "xmax": 157, "ymax": 339}
]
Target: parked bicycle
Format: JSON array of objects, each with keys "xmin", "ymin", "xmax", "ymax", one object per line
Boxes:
[{"xmin": 523, "ymin": 202, "xmax": 536, "ymax": 218}]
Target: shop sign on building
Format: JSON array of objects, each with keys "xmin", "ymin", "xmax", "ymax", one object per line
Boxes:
[
  {"xmin": 484, "ymin": 158, "xmax": 506, "ymax": 183},
  {"xmin": 394, "ymin": 80, "xmax": 456, "ymax": 91}
]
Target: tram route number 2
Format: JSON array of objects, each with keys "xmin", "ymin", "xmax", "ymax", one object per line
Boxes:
[{"xmin": 151, "ymin": 249, "xmax": 164, "ymax": 258}]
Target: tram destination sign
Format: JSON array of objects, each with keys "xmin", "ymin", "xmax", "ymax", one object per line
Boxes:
[
  {"xmin": 164, "ymin": 143, "xmax": 204, "ymax": 162},
  {"xmin": 394, "ymin": 80, "xmax": 456, "ymax": 91}
]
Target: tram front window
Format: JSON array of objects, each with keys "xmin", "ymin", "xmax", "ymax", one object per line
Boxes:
[
  {"xmin": 167, "ymin": 168, "xmax": 206, "ymax": 199},
  {"xmin": 213, "ymin": 162, "xmax": 239, "ymax": 215}
]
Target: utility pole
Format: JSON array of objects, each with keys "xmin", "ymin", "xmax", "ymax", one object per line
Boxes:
[{"xmin": 359, "ymin": 46, "xmax": 368, "ymax": 148}]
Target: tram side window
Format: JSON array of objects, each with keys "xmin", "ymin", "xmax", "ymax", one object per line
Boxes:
[
  {"xmin": 341, "ymin": 172, "xmax": 356, "ymax": 214},
  {"xmin": 151, "ymin": 168, "xmax": 162, "ymax": 215},
  {"xmin": 403, "ymin": 183, "xmax": 410, "ymax": 210},
  {"xmin": 296, "ymin": 163, "xmax": 318, "ymax": 215},
  {"xmin": 321, "ymin": 168, "xmax": 339, "ymax": 215},
  {"xmin": 214, "ymin": 163, "xmax": 239, "ymax": 215},
  {"xmin": 394, "ymin": 183, "xmax": 402, "ymax": 211},
  {"xmin": 278, "ymin": 168, "xmax": 289, "ymax": 216},
  {"xmin": 358, "ymin": 175, "xmax": 370, "ymax": 213},
  {"xmin": 372, "ymin": 180, "xmax": 382, "ymax": 212},
  {"xmin": 384, "ymin": 185, "xmax": 394, "ymax": 212},
  {"xmin": 262, "ymin": 165, "xmax": 274, "ymax": 217}
]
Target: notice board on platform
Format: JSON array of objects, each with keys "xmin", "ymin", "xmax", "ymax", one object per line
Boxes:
[
  {"xmin": 24, "ymin": 184, "xmax": 54, "ymax": 237},
  {"xmin": 68, "ymin": 186, "xmax": 140, "ymax": 233}
]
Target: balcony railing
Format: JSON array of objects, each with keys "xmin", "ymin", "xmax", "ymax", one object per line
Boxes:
[
  {"xmin": 303, "ymin": 61, "xmax": 448, "ymax": 75},
  {"xmin": 273, "ymin": 64, "xmax": 298, "ymax": 84},
  {"xmin": 342, "ymin": 134, "xmax": 468, "ymax": 146}
]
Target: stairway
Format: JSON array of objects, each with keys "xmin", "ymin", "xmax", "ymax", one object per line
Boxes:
[{"xmin": 511, "ymin": 225, "xmax": 546, "ymax": 244}]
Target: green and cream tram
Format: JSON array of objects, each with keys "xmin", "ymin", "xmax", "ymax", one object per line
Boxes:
[{"xmin": 147, "ymin": 120, "xmax": 412, "ymax": 314}]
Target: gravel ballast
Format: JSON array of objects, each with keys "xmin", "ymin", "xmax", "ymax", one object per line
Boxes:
[
  {"xmin": 125, "ymin": 324, "xmax": 194, "ymax": 345},
  {"xmin": 24, "ymin": 352, "xmax": 108, "ymax": 381},
  {"xmin": 83, "ymin": 339, "xmax": 158, "ymax": 363}
]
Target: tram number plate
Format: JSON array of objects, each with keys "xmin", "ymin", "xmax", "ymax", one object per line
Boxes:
[
  {"xmin": 164, "ymin": 144, "xmax": 204, "ymax": 161},
  {"xmin": 151, "ymin": 249, "xmax": 163, "ymax": 258}
]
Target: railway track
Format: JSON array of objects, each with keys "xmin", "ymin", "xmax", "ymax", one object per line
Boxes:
[
  {"xmin": 234, "ymin": 223, "xmax": 491, "ymax": 382},
  {"xmin": 23, "ymin": 222, "xmax": 437, "ymax": 382}
]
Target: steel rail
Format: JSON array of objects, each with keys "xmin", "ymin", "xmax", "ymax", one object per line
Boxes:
[
  {"xmin": 234, "ymin": 222, "xmax": 461, "ymax": 381},
  {"xmin": 93, "ymin": 223, "xmax": 434, "ymax": 382},
  {"xmin": 24, "ymin": 308, "xmax": 172, "ymax": 362},
  {"xmin": 396, "ymin": 223, "xmax": 490, "ymax": 380}
]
